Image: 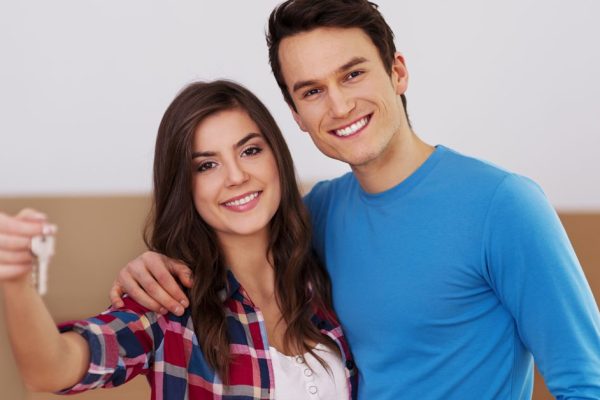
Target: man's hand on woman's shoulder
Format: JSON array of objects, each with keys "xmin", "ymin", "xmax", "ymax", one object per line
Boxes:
[{"xmin": 109, "ymin": 251, "xmax": 193, "ymax": 316}]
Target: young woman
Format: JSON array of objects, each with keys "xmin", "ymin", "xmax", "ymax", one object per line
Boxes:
[{"xmin": 0, "ymin": 80, "xmax": 357, "ymax": 399}]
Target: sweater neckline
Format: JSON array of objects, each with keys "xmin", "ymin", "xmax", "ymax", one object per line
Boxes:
[{"xmin": 356, "ymin": 145, "xmax": 447, "ymax": 204}]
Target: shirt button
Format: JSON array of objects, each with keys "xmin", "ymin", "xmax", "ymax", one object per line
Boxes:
[
  {"xmin": 304, "ymin": 368, "xmax": 313, "ymax": 377},
  {"xmin": 295, "ymin": 355, "xmax": 305, "ymax": 364},
  {"xmin": 308, "ymin": 385, "xmax": 318, "ymax": 394}
]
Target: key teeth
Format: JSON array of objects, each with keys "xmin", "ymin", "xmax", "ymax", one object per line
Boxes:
[{"xmin": 30, "ymin": 235, "xmax": 55, "ymax": 295}]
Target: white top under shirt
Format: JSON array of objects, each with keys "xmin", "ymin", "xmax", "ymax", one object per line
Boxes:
[{"xmin": 270, "ymin": 343, "xmax": 349, "ymax": 399}]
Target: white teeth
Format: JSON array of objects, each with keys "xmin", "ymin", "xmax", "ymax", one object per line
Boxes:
[
  {"xmin": 224, "ymin": 192, "xmax": 259, "ymax": 207},
  {"xmin": 334, "ymin": 116, "xmax": 369, "ymax": 137}
]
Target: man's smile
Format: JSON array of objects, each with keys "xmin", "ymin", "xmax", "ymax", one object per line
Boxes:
[{"xmin": 329, "ymin": 114, "xmax": 372, "ymax": 138}]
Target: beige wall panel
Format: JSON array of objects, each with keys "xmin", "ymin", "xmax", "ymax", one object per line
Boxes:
[
  {"xmin": 0, "ymin": 303, "xmax": 26, "ymax": 399},
  {"xmin": 533, "ymin": 214, "xmax": 600, "ymax": 400},
  {"xmin": 0, "ymin": 197, "xmax": 151, "ymax": 399}
]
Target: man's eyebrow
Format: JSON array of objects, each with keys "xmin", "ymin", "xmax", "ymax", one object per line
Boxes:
[
  {"xmin": 291, "ymin": 57, "xmax": 369, "ymax": 93},
  {"xmin": 192, "ymin": 132, "xmax": 262, "ymax": 159},
  {"xmin": 338, "ymin": 56, "xmax": 368, "ymax": 73}
]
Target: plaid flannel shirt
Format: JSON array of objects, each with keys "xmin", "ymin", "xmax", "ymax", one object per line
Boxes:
[{"xmin": 58, "ymin": 271, "xmax": 358, "ymax": 399}]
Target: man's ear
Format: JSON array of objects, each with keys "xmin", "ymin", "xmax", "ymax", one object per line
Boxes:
[
  {"xmin": 289, "ymin": 104, "xmax": 309, "ymax": 132},
  {"xmin": 391, "ymin": 52, "xmax": 409, "ymax": 95}
]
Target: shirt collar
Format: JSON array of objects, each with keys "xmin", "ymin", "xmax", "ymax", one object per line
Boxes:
[{"xmin": 218, "ymin": 269, "xmax": 243, "ymax": 302}]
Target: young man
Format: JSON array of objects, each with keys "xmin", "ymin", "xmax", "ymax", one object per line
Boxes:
[{"xmin": 110, "ymin": 1, "xmax": 600, "ymax": 398}]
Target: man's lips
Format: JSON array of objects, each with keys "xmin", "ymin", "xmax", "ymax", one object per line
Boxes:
[{"xmin": 329, "ymin": 114, "xmax": 372, "ymax": 137}]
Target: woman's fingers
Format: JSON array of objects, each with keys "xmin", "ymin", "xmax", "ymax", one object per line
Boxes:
[
  {"xmin": 16, "ymin": 208, "xmax": 47, "ymax": 221},
  {"xmin": 0, "ymin": 263, "xmax": 32, "ymax": 281},
  {"xmin": 0, "ymin": 233, "xmax": 33, "ymax": 252},
  {"xmin": 0, "ymin": 212, "xmax": 43, "ymax": 237},
  {"xmin": 0, "ymin": 249, "xmax": 34, "ymax": 265}
]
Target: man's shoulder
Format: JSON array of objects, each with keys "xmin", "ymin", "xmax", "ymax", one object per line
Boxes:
[
  {"xmin": 440, "ymin": 147, "xmax": 549, "ymax": 217},
  {"xmin": 441, "ymin": 146, "xmax": 511, "ymax": 179},
  {"xmin": 437, "ymin": 146, "xmax": 520, "ymax": 193},
  {"xmin": 304, "ymin": 172, "xmax": 355, "ymax": 202},
  {"xmin": 302, "ymin": 172, "xmax": 355, "ymax": 226}
]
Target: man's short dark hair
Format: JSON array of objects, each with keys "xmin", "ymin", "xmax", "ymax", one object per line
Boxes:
[{"xmin": 267, "ymin": 0, "xmax": 408, "ymax": 115}]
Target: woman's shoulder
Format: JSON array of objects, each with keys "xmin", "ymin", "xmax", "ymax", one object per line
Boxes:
[{"xmin": 116, "ymin": 296, "xmax": 194, "ymax": 328}]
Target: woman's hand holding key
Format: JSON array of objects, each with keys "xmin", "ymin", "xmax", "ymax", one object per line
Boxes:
[
  {"xmin": 0, "ymin": 209, "xmax": 56, "ymax": 282},
  {"xmin": 1, "ymin": 208, "xmax": 89, "ymax": 392}
]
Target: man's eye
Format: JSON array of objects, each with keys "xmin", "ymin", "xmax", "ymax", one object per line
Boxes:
[
  {"xmin": 197, "ymin": 161, "xmax": 217, "ymax": 172},
  {"xmin": 242, "ymin": 146, "xmax": 263, "ymax": 157},
  {"xmin": 303, "ymin": 88, "xmax": 321, "ymax": 98},
  {"xmin": 346, "ymin": 70, "xmax": 364, "ymax": 80}
]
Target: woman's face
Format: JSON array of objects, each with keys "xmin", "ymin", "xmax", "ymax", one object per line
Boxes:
[{"xmin": 191, "ymin": 108, "xmax": 281, "ymax": 242}]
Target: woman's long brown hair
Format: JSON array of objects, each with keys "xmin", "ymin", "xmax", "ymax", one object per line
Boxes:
[{"xmin": 145, "ymin": 80, "xmax": 337, "ymax": 380}]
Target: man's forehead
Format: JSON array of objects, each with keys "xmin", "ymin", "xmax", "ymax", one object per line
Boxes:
[{"xmin": 278, "ymin": 27, "xmax": 377, "ymax": 84}]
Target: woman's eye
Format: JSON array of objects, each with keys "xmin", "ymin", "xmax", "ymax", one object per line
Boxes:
[
  {"xmin": 197, "ymin": 161, "xmax": 217, "ymax": 172},
  {"xmin": 242, "ymin": 146, "xmax": 263, "ymax": 157}
]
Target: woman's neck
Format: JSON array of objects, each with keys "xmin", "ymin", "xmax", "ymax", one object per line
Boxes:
[{"xmin": 218, "ymin": 230, "xmax": 275, "ymax": 301}]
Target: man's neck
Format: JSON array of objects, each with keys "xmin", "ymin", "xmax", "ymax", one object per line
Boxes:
[{"xmin": 352, "ymin": 130, "xmax": 434, "ymax": 194}]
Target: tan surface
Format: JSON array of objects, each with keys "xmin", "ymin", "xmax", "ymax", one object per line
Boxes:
[
  {"xmin": 0, "ymin": 196, "xmax": 150, "ymax": 400},
  {"xmin": 25, "ymin": 378, "xmax": 149, "ymax": 400},
  {"xmin": 0, "ymin": 304, "xmax": 26, "ymax": 399},
  {"xmin": 0, "ymin": 196, "xmax": 598, "ymax": 400},
  {"xmin": 531, "ymin": 213, "xmax": 600, "ymax": 400}
]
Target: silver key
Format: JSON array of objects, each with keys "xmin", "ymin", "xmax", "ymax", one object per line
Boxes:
[{"xmin": 31, "ymin": 235, "xmax": 55, "ymax": 295}]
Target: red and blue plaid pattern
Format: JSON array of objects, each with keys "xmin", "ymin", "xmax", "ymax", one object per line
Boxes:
[{"xmin": 58, "ymin": 271, "xmax": 358, "ymax": 399}]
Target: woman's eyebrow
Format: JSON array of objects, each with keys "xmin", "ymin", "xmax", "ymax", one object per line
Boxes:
[
  {"xmin": 192, "ymin": 132, "xmax": 262, "ymax": 159},
  {"xmin": 235, "ymin": 132, "xmax": 261, "ymax": 148}
]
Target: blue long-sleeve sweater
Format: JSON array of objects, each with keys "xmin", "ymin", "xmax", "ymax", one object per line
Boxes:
[{"xmin": 305, "ymin": 145, "xmax": 600, "ymax": 399}]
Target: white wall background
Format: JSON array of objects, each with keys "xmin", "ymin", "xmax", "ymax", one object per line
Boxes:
[{"xmin": 1, "ymin": 0, "xmax": 598, "ymax": 210}]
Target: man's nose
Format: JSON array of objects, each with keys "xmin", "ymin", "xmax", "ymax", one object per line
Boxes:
[{"xmin": 327, "ymin": 86, "xmax": 355, "ymax": 118}]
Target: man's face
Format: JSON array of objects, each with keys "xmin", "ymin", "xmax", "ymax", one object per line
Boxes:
[{"xmin": 278, "ymin": 27, "xmax": 408, "ymax": 168}]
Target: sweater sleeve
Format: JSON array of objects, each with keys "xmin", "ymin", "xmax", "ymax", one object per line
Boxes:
[
  {"xmin": 482, "ymin": 174, "xmax": 600, "ymax": 398},
  {"xmin": 56, "ymin": 297, "xmax": 161, "ymax": 393}
]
